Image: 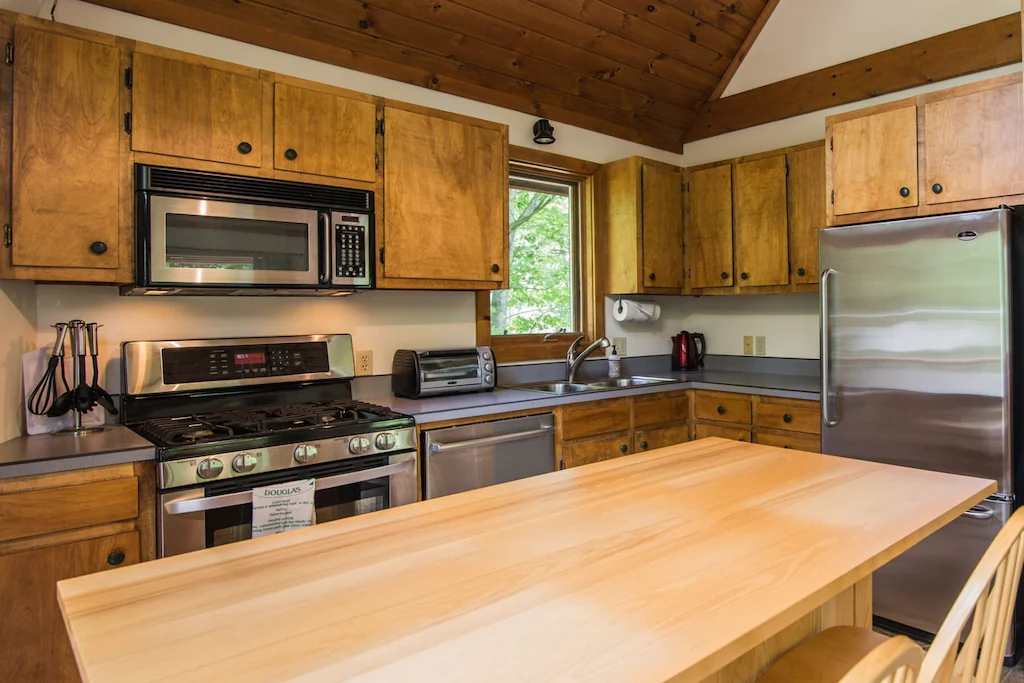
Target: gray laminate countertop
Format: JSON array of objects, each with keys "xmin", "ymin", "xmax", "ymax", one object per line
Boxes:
[
  {"xmin": 0, "ymin": 425, "xmax": 156, "ymax": 480},
  {"xmin": 368, "ymin": 368, "xmax": 820, "ymax": 425}
]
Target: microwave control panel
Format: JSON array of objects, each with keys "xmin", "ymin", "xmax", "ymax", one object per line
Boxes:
[
  {"xmin": 333, "ymin": 212, "xmax": 371, "ymax": 286},
  {"xmin": 162, "ymin": 341, "xmax": 331, "ymax": 383}
]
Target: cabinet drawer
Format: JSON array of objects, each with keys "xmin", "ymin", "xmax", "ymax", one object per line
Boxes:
[
  {"xmin": 694, "ymin": 392, "xmax": 752, "ymax": 425},
  {"xmin": 755, "ymin": 401, "xmax": 820, "ymax": 434},
  {"xmin": 635, "ymin": 424, "xmax": 690, "ymax": 453},
  {"xmin": 633, "ymin": 390, "xmax": 689, "ymax": 429},
  {"xmin": 561, "ymin": 398, "xmax": 632, "ymax": 441},
  {"xmin": 755, "ymin": 429, "xmax": 821, "ymax": 453},
  {"xmin": 695, "ymin": 424, "xmax": 751, "ymax": 442},
  {"xmin": 0, "ymin": 477, "xmax": 138, "ymax": 543},
  {"xmin": 562, "ymin": 434, "xmax": 632, "ymax": 469}
]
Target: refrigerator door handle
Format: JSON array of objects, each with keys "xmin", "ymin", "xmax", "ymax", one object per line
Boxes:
[
  {"xmin": 961, "ymin": 505, "xmax": 995, "ymax": 520},
  {"xmin": 821, "ymin": 268, "xmax": 837, "ymax": 427}
]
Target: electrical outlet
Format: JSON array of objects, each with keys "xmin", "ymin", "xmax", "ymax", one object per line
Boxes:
[
  {"xmin": 743, "ymin": 336, "xmax": 754, "ymax": 356},
  {"xmin": 612, "ymin": 337, "xmax": 627, "ymax": 356},
  {"xmin": 755, "ymin": 336, "xmax": 766, "ymax": 356},
  {"xmin": 356, "ymin": 349, "xmax": 373, "ymax": 376}
]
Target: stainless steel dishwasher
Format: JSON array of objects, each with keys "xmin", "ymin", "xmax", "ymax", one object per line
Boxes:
[{"xmin": 422, "ymin": 413, "xmax": 555, "ymax": 499}]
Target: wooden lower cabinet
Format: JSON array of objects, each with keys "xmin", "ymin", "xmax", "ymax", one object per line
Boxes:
[
  {"xmin": 561, "ymin": 397, "xmax": 632, "ymax": 442},
  {"xmin": 694, "ymin": 391, "xmax": 752, "ymax": 425},
  {"xmin": 695, "ymin": 423, "xmax": 751, "ymax": 442},
  {"xmin": 692, "ymin": 390, "xmax": 820, "ymax": 450},
  {"xmin": 635, "ymin": 424, "xmax": 690, "ymax": 452},
  {"xmin": 754, "ymin": 429, "xmax": 821, "ymax": 453},
  {"xmin": 563, "ymin": 433, "xmax": 633, "ymax": 469}
]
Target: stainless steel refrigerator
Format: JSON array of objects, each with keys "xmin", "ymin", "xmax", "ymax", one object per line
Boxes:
[{"xmin": 819, "ymin": 207, "xmax": 1018, "ymax": 646}]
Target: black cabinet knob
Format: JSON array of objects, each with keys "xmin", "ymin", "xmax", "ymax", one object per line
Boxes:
[
  {"xmin": 107, "ymin": 550, "xmax": 125, "ymax": 566},
  {"xmin": 284, "ymin": 148, "xmax": 298, "ymax": 161},
  {"xmin": 491, "ymin": 263, "xmax": 500, "ymax": 273},
  {"xmin": 640, "ymin": 441, "xmax": 648, "ymax": 450},
  {"xmin": 648, "ymin": 272, "xmax": 656, "ymax": 281},
  {"xmin": 783, "ymin": 413, "xmax": 792, "ymax": 423},
  {"xmin": 740, "ymin": 272, "xmax": 748, "ymax": 280},
  {"xmin": 932, "ymin": 183, "xmax": 943, "ymax": 194},
  {"xmin": 717, "ymin": 405, "xmax": 725, "ymax": 415},
  {"xmin": 237, "ymin": 141, "xmax": 252, "ymax": 155},
  {"xmin": 90, "ymin": 241, "xmax": 107, "ymax": 255},
  {"xmin": 797, "ymin": 268, "xmax": 806, "ymax": 276},
  {"xmin": 619, "ymin": 444, "xmax": 628, "ymax": 454},
  {"xmin": 720, "ymin": 272, "xmax": 729, "ymax": 280},
  {"xmin": 899, "ymin": 186, "xmax": 910, "ymax": 197}
]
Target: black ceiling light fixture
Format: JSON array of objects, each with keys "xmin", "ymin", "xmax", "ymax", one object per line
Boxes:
[{"xmin": 533, "ymin": 119, "xmax": 556, "ymax": 145}]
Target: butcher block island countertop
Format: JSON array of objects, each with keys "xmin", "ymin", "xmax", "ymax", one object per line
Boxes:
[{"xmin": 58, "ymin": 438, "xmax": 994, "ymax": 683}]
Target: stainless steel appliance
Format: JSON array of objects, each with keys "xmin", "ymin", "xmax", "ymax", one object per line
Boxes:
[
  {"xmin": 819, "ymin": 208, "xmax": 1020, "ymax": 651},
  {"xmin": 422, "ymin": 414, "xmax": 555, "ymax": 499},
  {"xmin": 121, "ymin": 334, "xmax": 416, "ymax": 557},
  {"xmin": 126, "ymin": 165, "xmax": 373, "ymax": 295},
  {"xmin": 391, "ymin": 347, "xmax": 496, "ymax": 398}
]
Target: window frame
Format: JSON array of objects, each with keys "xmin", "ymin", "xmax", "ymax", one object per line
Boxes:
[{"xmin": 476, "ymin": 146, "xmax": 602, "ymax": 364}]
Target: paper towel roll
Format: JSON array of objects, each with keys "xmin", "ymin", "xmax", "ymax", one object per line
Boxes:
[{"xmin": 612, "ymin": 299, "xmax": 661, "ymax": 323}]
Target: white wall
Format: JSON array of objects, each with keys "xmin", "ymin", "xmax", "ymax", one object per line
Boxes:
[{"xmin": 0, "ymin": 282, "xmax": 36, "ymax": 442}]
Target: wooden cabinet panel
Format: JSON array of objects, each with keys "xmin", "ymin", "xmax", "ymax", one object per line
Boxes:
[
  {"xmin": 0, "ymin": 531, "xmax": 139, "ymax": 683},
  {"xmin": 755, "ymin": 400, "xmax": 821, "ymax": 435},
  {"xmin": 694, "ymin": 392, "xmax": 752, "ymax": 425},
  {"xmin": 633, "ymin": 391, "xmax": 689, "ymax": 429},
  {"xmin": 273, "ymin": 83, "xmax": 377, "ymax": 182},
  {"xmin": 563, "ymin": 434, "xmax": 632, "ymax": 468},
  {"xmin": 132, "ymin": 52, "xmax": 262, "ymax": 167},
  {"xmin": 635, "ymin": 424, "xmax": 690, "ymax": 453},
  {"xmin": 695, "ymin": 424, "xmax": 750, "ymax": 442},
  {"xmin": 561, "ymin": 398, "xmax": 632, "ymax": 441},
  {"xmin": 0, "ymin": 477, "xmax": 138, "ymax": 543},
  {"xmin": 383, "ymin": 105, "xmax": 506, "ymax": 283},
  {"xmin": 12, "ymin": 26, "xmax": 121, "ymax": 269},
  {"xmin": 686, "ymin": 164, "xmax": 733, "ymax": 288},
  {"xmin": 755, "ymin": 429, "xmax": 821, "ymax": 453},
  {"xmin": 832, "ymin": 105, "xmax": 918, "ymax": 216},
  {"xmin": 923, "ymin": 81, "xmax": 1024, "ymax": 205},
  {"xmin": 641, "ymin": 164, "xmax": 684, "ymax": 289},
  {"xmin": 787, "ymin": 144, "xmax": 826, "ymax": 285},
  {"xmin": 733, "ymin": 155, "xmax": 788, "ymax": 287}
]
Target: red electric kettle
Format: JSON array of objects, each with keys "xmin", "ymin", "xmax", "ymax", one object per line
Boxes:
[{"xmin": 671, "ymin": 332, "xmax": 706, "ymax": 371}]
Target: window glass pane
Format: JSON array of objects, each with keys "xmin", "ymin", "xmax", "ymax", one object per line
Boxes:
[{"xmin": 491, "ymin": 177, "xmax": 576, "ymax": 335}]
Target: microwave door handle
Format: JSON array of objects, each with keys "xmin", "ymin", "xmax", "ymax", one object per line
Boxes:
[
  {"xmin": 319, "ymin": 212, "xmax": 331, "ymax": 285},
  {"xmin": 162, "ymin": 460, "xmax": 415, "ymax": 515}
]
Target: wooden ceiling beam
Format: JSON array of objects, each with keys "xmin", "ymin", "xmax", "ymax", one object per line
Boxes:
[
  {"xmin": 708, "ymin": 0, "xmax": 781, "ymax": 101},
  {"xmin": 598, "ymin": 0, "xmax": 743, "ymax": 57},
  {"xmin": 685, "ymin": 12, "xmax": 1023, "ymax": 142},
  {"xmin": 714, "ymin": 0, "xmax": 769, "ymax": 22},
  {"xmin": 658, "ymin": 0, "xmax": 755, "ymax": 40}
]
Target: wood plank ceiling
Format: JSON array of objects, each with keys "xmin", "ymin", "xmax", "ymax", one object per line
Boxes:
[{"xmin": 82, "ymin": 0, "xmax": 781, "ymax": 153}]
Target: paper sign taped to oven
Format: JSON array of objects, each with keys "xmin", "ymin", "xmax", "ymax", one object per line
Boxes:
[{"xmin": 251, "ymin": 478, "xmax": 316, "ymax": 539}]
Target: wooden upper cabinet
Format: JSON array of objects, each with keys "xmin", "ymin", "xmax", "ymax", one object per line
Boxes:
[
  {"xmin": 733, "ymin": 155, "xmax": 788, "ymax": 287},
  {"xmin": 686, "ymin": 164, "xmax": 733, "ymax": 289},
  {"xmin": 640, "ymin": 164, "xmax": 684, "ymax": 290},
  {"xmin": 382, "ymin": 104, "xmax": 507, "ymax": 285},
  {"xmin": 830, "ymin": 105, "xmax": 918, "ymax": 216},
  {"xmin": 273, "ymin": 82, "xmax": 377, "ymax": 182},
  {"xmin": 131, "ymin": 51, "xmax": 262, "ymax": 167},
  {"xmin": 923, "ymin": 79, "xmax": 1024, "ymax": 205},
  {"xmin": 787, "ymin": 144, "xmax": 826, "ymax": 286},
  {"xmin": 11, "ymin": 25, "xmax": 122, "ymax": 270}
]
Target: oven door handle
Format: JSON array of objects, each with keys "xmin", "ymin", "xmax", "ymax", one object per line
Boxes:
[
  {"xmin": 428, "ymin": 426, "xmax": 554, "ymax": 454},
  {"xmin": 162, "ymin": 460, "xmax": 415, "ymax": 515}
]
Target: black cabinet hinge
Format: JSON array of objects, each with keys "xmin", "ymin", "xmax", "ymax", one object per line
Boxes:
[
  {"xmin": 829, "ymin": 136, "xmax": 833, "ymax": 151},
  {"xmin": 375, "ymin": 153, "xmax": 379, "ymax": 172},
  {"xmin": 378, "ymin": 247, "xmax": 385, "ymax": 264},
  {"xmin": 124, "ymin": 67, "xmax": 132, "ymax": 90},
  {"xmin": 4, "ymin": 42, "xmax": 12, "ymax": 66},
  {"xmin": 375, "ymin": 119, "xmax": 384, "ymax": 135},
  {"xmin": 785, "ymin": 161, "xmax": 789, "ymax": 177},
  {"xmin": 831, "ymin": 189, "xmax": 835, "ymax": 204},
  {"xmin": 124, "ymin": 112, "xmax": 132, "ymax": 134},
  {"xmin": 558, "ymin": 459, "xmax": 565, "ymax": 470},
  {"xmin": 2, "ymin": 224, "xmax": 11, "ymax": 248}
]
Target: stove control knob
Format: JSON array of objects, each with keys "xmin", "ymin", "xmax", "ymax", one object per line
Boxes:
[
  {"xmin": 232, "ymin": 453, "xmax": 259, "ymax": 474},
  {"xmin": 293, "ymin": 444, "xmax": 318, "ymax": 464},
  {"xmin": 197, "ymin": 458, "xmax": 224, "ymax": 480},
  {"xmin": 375, "ymin": 432, "xmax": 397, "ymax": 451},
  {"xmin": 349, "ymin": 436, "xmax": 372, "ymax": 455}
]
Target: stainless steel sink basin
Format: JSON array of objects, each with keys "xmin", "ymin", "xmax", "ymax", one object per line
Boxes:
[
  {"xmin": 516, "ymin": 376, "xmax": 678, "ymax": 394},
  {"xmin": 585, "ymin": 376, "xmax": 679, "ymax": 389},
  {"xmin": 517, "ymin": 382, "xmax": 599, "ymax": 395}
]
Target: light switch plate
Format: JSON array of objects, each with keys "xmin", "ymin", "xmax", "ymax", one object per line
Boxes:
[
  {"xmin": 755, "ymin": 336, "xmax": 766, "ymax": 356},
  {"xmin": 612, "ymin": 337, "xmax": 627, "ymax": 356},
  {"xmin": 356, "ymin": 349, "xmax": 373, "ymax": 376},
  {"xmin": 743, "ymin": 336, "xmax": 754, "ymax": 356}
]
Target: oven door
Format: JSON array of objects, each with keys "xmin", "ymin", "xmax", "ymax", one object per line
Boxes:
[
  {"xmin": 158, "ymin": 451, "xmax": 417, "ymax": 557},
  {"xmin": 148, "ymin": 195, "xmax": 323, "ymax": 287}
]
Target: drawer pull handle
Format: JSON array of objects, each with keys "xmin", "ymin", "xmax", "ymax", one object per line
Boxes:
[
  {"xmin": 284, "ymin": 148, "xmax": 298, "ymax": 160},
  {"xmin": 619, "ymin": 444, "xmax": 628, "ymax": 454},
  {"xmin": 899, "ymin": 186, "xmax": 910, "ymax": 197},
  {"xmin": 107, "ymin": 550, "xmax": 126, "ymax": 566},
  {"xmin": 717, "ymin": 405, "xmax": 725, "ymax": 415},
  {"xmin": 783, "ymin": 413, "xmax": 792, "ymax": 423},
  {"xmin": 640, "ymin": 441, "xmax": 648, "ymax": 450}
]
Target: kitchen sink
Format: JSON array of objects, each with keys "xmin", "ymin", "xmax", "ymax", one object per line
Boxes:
[
  {"xmin": 585, "ymin": 376, "xmax": 679, "ymax": 389},
  {"xmin": 516, "ymin": 376, "xmax": 679, "ymax": 394},
  {"xmin": 517, "ymin": 382, "xmax": 600, "ymax": 395}
]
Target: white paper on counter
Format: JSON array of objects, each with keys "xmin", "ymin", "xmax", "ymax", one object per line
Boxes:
[{"xmin": 251, "ymin": 478, "xmax": 316, "ymax": 539}]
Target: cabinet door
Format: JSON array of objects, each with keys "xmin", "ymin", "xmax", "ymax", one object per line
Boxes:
[
  {"xmin": 12, "ymin": 26, "xmax": 121, "ymax": 269},
  {"xmin": 787, "ymin": 144, "xmax": 826, "ymax": 285},
  {"xmin": 0, "ymin": 531, "xmax": 139, "ymax": 682},
  {"xmin": 641, "ymin": 164, "xmax": 683, "ymax": 289},
  {"xmin": 831, "ymin": 105, "xmax": 918, "ymax": 215},
  {"xmin": 633, "ymin": 390, "xmax": 689, "ymax": 429},
  {"xmin": 561, "ymin": 398, "xmax": 632, "ymax": 441},
  {"xmin": 754, "ymin": 429, "xmax": 820, "ymax": 453},
  {"xmin": 686, "ymin": 164, "xmax": 733, "ymax": 288},
  {"xmin": 923, "ymin": 81, "xmax": 1024, "ymax": 205},
  {"xmin": 273, "ymin": 83, "xmax": 377, "ymax": 182},
  {"xmin": 563, "ymin": 434, "xmax": 632, "ymax": 468},
  {"xmin": 734, "ymin": 155, "xmax": 788, "ymax": 287},
  {"xmin": 383, "ymin": 106, "xmax": 506, "ymax": 283},
  {"xmin": 132, "ymin": 52, "xmax": 262, "ymax": 167},
  {"xmin": 695, "ymin": 424, "xmax": 750, "ymax": 442},
  {"xmin": 634, "ymin": 424, "xmax": 690, "ymax": 453}
]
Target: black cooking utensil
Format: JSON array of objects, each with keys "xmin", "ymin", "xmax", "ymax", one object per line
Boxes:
[
  {"xmin": 28, "ymin": 323, "xmax": 68, "ymax": 416},
  {"xmin": 74, "ymin": 354, "xmax": 95, "ymax": 413},
  {"xmin": 46, "ymin": 329, "xmax": 75, "ymax": 417},
  {"xmin": 87, "ymin": 323, "xmax": 117, "ymax": 415}
]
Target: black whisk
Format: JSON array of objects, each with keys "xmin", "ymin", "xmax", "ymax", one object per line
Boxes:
[{"xmin": 28, "ymin": 323, "xmax": 68, "ymax": 416}]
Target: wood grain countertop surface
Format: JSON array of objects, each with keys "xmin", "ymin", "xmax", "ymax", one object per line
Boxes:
[{"xmin": 57, "ymin": 438, "xmax": 995, "ymax": 683}]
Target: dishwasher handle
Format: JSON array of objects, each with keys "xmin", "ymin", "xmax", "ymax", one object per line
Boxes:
[{"xmin": 428, "ymin": 426, "xmax": 554, "ymax": 454}]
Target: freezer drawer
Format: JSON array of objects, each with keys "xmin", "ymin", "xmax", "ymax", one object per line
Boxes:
[
  {"xmin": 423, "ymin": 414, "xmax": 555, "ymax": 499},
  {"xmin": 874, "ymin": 497, "xmax": 1011, "ymax": 648}
]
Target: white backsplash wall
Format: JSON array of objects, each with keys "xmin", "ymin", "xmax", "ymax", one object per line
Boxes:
[
  {"xmin": 605, "ymin": 293, "xmax": 820, "ymax": 359},
  {"xmin": 34, "ymin": 286, "xmax": 477, "ymax": 391}
]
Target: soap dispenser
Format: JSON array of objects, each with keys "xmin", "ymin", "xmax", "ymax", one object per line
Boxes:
[{"xmin": 607, "ymin": 345, "xmax": 621, "ymax": 379}]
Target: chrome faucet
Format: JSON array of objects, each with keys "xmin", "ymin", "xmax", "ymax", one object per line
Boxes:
[{"xmin": 566, "ymin": 335, "xmax": 611, "ymax": 382}]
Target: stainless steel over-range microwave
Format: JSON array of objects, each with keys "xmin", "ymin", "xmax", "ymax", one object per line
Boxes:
[{"xmin": 125, "ymin": 165, "xmax": 374, "ymax": 295}]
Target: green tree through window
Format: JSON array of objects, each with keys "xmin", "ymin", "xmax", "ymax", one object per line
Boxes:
[{"xmin": 491, "ymin": 174, "xmax": 578, "ymax": 335}]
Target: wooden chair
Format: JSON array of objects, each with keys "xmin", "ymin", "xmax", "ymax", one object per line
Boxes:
[
  {"xmin": 756, "ymin": 506, "xmax": 1024, "ymax": 683},
  {"xmin": 840, "ymin": 635, "xmax": 924, "ymax": 683}
]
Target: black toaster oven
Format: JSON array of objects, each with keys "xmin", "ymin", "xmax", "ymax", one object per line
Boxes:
[{"xmin": 391, "ymin": 348, "xmax": 496, "ymax": 399}]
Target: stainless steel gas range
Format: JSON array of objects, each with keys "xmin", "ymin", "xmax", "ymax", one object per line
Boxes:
[{"xmin": 120, "ymin": 334, "xmax": 417, "ymax": 558}]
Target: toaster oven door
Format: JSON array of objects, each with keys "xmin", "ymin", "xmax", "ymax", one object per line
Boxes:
[{"xmin": 419, "ymin": 352, "xmax": 483, "ymax": 393}]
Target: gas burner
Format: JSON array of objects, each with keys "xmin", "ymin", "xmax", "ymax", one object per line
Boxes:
[{"xmin": 182, "ymin": 428, "xmax": 215, "ymax": 442}]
